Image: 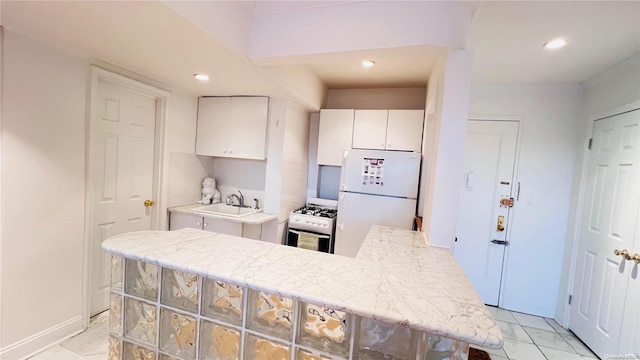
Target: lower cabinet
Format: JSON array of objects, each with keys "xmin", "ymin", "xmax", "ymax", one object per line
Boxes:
[{"xmin": 169, "ymin": 212, "xmax": 262, "ymax": 240}]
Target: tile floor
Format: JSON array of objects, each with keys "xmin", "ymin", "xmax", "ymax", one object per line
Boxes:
[
  {"xmin": 479, "ymin": 306, "xmax": 599, "ymax": 360},
  {"xmin": 28, "ymin": 306, "xmax": 600, "ymax": 360},
  {"xmin": 28, "ymin": 312, "xmax": 109, "ymax": 360}
]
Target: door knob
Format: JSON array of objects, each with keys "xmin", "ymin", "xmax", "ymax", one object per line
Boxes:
[
  {"xmin": 631, "ymin": 253, "xmax": 640, "ymax": 264},
  {"xmin": 614, "ymin": 249, "xmax": 631, "ymax": 260},
  {"xmin": 144, "ymin": 199, "xmax": 155, "ymax": 207},
  {"xmin": 496, "ymin": 216, "xmax": 505, "ymax": 232}
]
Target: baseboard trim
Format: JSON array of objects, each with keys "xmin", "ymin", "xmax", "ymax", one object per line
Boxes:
[{"xmin": 0, "ymin": 315, "xmax": 84, "ymax": 360}]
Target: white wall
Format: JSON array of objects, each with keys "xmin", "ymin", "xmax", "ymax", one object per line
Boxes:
[
  {"xmin": 166, "ymin": 92, "xmax": 216, "ymax": 209},
  {"xmin": 162, "ymin": 1, "xmax": 255, "ymax": 56},
  {"xmin": 0, "ymin": 30, "xmax": 206, "ymax": 358},
  {"xmin": 1, "ymin": 30, "xmax": 87, "ymax": 357},
  {"xmin": 0, "ymin": 23, "xmax": 5, "ymax": 348},
  {"xmin": 422, "ymin": 50, "xmax": 472, "ymax": 249},
  {"xmin": 583, "ymin": 54, "xmax": 640, "ymax": 116},
  {"xmin": 419, "ymin": 59, "xmax": 445, "ymax": 219},
  {"xmin": 326, "ymin": 88, "xmax": 427, "ymax": 110},
  {"xmin": 250, "ymin": 2, "xmax": 473, "ymax": 58},
  {"xmin": 280, "ymin": 104, "xmax": 310, "ymax": 218},
  {"xmin": 264, "ymin": 99, "xmax": 310, "ymax": 244},
  {"xmin": 306, "ymin": 113, "xmax": 319, "ymax": 198},
  {"xmin": 557, "ymin": 54, "xmax": 640, "ymax": 325},
  {"xmin": 468, "ymin": 84, "xmax": 584, "ymax": 318}
]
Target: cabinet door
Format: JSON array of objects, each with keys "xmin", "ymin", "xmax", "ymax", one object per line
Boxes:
[
  {"xmin": 169, "ymin": 212, "xmax": 204, "ymax": 230},
  {"xmin": 242, "ymin": 224, "xmax": 262, "ymax": 240},
  {"xmin": 203, "ymin": 218, "xmax": 243, "ymax": 236},
  {"xmin": 386, "ymin": 110, "xmax": 424, "ymax": 152},
  {"xmin": 352, "ymin": 110, "xmax": 388, "ymax": 150},
  {"xmin": 195, "ymin": 97, "xmax": 268, "ymax": 159},
  {"xmin": 317, "ymin": 109, "xmax": 354, "ymax": 166},
  {"xmin": 196, "ymin": 97, "xmax": 233, "ymax": 157},
  {"xmin": 228, "ymin": 97, "xmax": 268, "ymax": 160}
]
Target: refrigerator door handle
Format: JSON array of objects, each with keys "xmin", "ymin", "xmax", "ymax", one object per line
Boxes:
[{"xmin": 340, "ymin": 150, "xmax": 349, "ymax": 191}]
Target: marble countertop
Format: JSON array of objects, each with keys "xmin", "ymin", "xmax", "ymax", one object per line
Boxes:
[
  {"xmin": 169, "ymin": 204, "xmax": 277, "ymax": 225},
  {"xmin": 102, "ymin": 225, "xmax": 503, "ymax": 349}
]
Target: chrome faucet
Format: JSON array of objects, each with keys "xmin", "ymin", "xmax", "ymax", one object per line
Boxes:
[{"xmin": 228, "ymin": 190, "xmax": 245, "ymax": 207}]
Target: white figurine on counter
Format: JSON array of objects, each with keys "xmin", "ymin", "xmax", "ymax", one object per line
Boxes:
[{"xmin": 200, "ymin": 177, "xmax": 221, "ymax": 204}]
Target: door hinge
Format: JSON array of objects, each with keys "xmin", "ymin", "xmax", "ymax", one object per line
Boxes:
[
  {"xmin": 568, "ymin": 294, "xmax": 572, "ymax": 305},
  {"xmin": 588, "ymin": 138, "xmax": 593, "ymax": 150}
]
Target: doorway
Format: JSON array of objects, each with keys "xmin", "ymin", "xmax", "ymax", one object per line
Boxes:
[
  {"xmin": 454, "ymin": 120, "xmax": 519, "ymax": 306},
  {"xmin": 86, "ymin": 67, "xmax": 168, "ymax": 318},
  {"xmin": 569, "ymin": 108, "xmax": 640, "ymax": 358}
]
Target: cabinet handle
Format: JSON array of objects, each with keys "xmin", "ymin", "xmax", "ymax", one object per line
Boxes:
[
  {"xmin": 380, "ymin": 142, "xmax": 384, "ymax": 147},
  {"xmin": 204, "ymin": 222, "xmax": 208, "ymax": 227},
  {"xmin": 196, "ymin": 222, "xmax": 201, "ymax": 226},
  {"xmin": 387, "ymin": 143, "xmax": 392, "ymax": 148},
  {"xmin": 223, "ymin": 149, "xmax": 227, "ymax": 154},
  {"xmin": 228, "ymin": 149, "xmax": 233, "ymax": 154}
]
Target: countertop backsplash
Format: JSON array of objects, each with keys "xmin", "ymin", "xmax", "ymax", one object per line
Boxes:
[
  {"xmin": 167, "ymin": 152, "xmax": 215, "ymax": 208},
  {"xmin": 167, "ymin": 152, "xmax": 266, "ymax": 210}
]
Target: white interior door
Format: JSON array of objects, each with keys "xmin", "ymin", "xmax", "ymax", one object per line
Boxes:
[
  {"xmin": 454, "ymin": 120, "xmax": 519, "ymax": 306},
  {"xmin": 570, "ymin": 109, "xmax": 640, "ymax": 358},
  {"xmin": 89, "ymin": 79, "xmax": 157, "ymax": 316}
]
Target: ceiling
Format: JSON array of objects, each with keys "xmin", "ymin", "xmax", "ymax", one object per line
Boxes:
[
  {"xmin": 469, "ymin": 1, "xmax": 640, "ymax": 85},
  {"xmin": 1, "ymin": 1, "xmax": 639, "ymax": 109},
  {"xmin": 248, "ymin": 0, "xmax": 640, "ymax": 87}
]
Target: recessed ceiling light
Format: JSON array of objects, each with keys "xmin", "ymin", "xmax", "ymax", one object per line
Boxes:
[
  {"xmin": 361, "ymin": 60, "xmax": 375, "ymax": 68},
  {"xmin": 194, "ymin": 74, "xmax": 209, "ymax": 81},
  {"xmin": 543, "ymin": 38, "xmax": 568, "ymax": 50}
]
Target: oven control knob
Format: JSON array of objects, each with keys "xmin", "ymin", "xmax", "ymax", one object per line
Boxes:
[
  {"xmin": 323, "ymin": 222, "xmax": 328, "ymax": 227},
  {"xmin": 305, "ymin": 219, "xmax": 310, "ymax": 223}
]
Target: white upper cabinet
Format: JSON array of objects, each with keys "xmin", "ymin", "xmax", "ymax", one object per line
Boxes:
[
  {"xmin": 386, "ymin": 110, "xmax": 424, "ymax": 152},
  {"xmin": 352, "ymin": 109, "xmax": 424, "ymax": 152},
  {"xmin": 317, "ymin": 109, "xmax": 355, "ymax": 166},
  {"xmin": 352, "ymin": 110, "xmax": 388, "ymax": 150},
  {"xmin": 196, "ymin": 96, "xmax": 269, "ymax": 160}
]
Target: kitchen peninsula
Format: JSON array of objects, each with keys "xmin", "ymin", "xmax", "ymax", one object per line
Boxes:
[{"xmin": 102, "ymin": 226, "xmax": 502, "ymax": 360}]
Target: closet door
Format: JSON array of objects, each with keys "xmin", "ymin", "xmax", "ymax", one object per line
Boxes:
[{"xmin": 570, "ymin": 109, "xmax": 640, "ymax": 358}]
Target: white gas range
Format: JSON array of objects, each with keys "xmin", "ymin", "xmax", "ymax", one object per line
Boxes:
[{"xmin": 286, "ymin": 198, "xmax": 337, "ymax": 253}]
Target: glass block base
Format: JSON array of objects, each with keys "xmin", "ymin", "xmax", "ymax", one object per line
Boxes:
[
  {"xmin": 123, "ymin": 341, "xmax": 155, "ymax": 360},
  {"xmin": 199, "ymin": 319, "xmax": 241, "ymax": 360},
  {"xmin": 354, "ymin": 318, "xmax": 417, "ymax": 360},
  {"xmin": 244, "ymin": 332, "xmax": 291, "ymax": 360},
  {"xmin": 111, "ymin": 259, "xmax": 472, "ymax": 360},
  {"xmin": 159, "ymin": 308, "xmax": 197, "ymax": 359}
]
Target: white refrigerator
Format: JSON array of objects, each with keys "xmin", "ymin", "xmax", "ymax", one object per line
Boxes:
[{"xmin": 335, "ymin": 149, "xmax": 421, "ymax": 257}]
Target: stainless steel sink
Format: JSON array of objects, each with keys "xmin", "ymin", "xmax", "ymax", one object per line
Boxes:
[{"xmin": 191, "ymin": 203, "xmax": 263, "ymax": 218}]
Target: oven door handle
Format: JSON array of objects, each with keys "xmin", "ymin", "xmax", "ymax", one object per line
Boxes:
[{"xmin": 289, "ymin": 229, "xmax": 330, "ymax": 239}]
